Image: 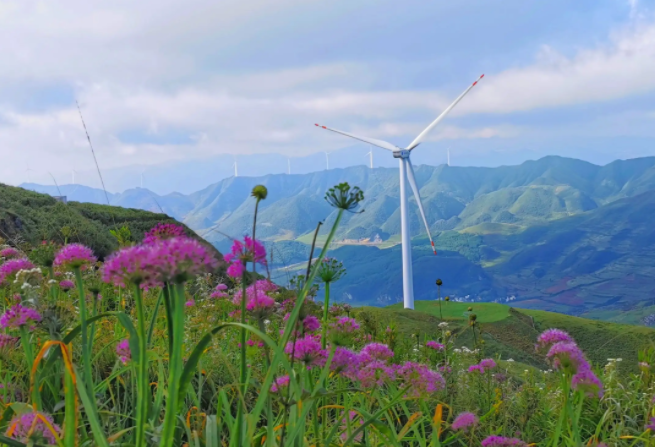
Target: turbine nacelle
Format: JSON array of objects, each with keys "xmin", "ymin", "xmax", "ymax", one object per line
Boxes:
[{"xmin": 393, "ymin": 150, "xmax": 411, "ymax": 159}]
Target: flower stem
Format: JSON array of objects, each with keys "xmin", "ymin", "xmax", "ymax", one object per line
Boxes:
[
  {"xmin": 237, "ymin": 264, "xmax": 248, "ymax": 442},
  {"xmin": 133, "ymin": 284, "xmax": 149, "ymax": 447},
  {"xmin": 74, "ymin": 267, "xmax": 94, "ymax": 399}
]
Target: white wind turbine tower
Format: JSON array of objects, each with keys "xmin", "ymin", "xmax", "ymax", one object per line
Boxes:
[
  {"xmin": 315, "ymin": 74, "xmax": 484, "ymax": 309},
  {"xmin": 447, "ymin": 148, "xmax": 451, "ymax": 167},
  {"xmin": 232, "ymin": 157, "xmax": 238, "ymax": 177},
  {"xmin": 287, "ymin": 158, "xmax": 291, "ymax": 175},
  {"xmin": 324, "ymin": 152, "xmax": 331, "ymax": 170},
  {"xmin": 71, "ymin": 169, "xmax": 77, "ymax": 184},
  {"xmin": 366, "ymin": 145, "xmax": 374, "ymax": 168}
]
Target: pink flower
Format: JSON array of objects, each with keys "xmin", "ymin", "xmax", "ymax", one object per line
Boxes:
[
  {"xmin": 215, "ymin": 283, "xmax": 228, "ymax": 290},
  {"xmin": 303, "ymin": 315, "xmax": 321, "ymax": 332},
  {"xmin": 6, "ymin": 411, "xmax": 61, "ymax": 445},
  {"xmin": 0, "ymin": 247, "xmax": 20, "ymax": 259},
  {"xmin": 59, "ymin": 279, "xmax": 75, "ymax": 291},
  {"xmin": 0, "ymin": 258, "xmax": 35, "ymax": 285},
  {"xmin": 330, "ymin": 317, "xmax": 360, "ymax": 333},
  {"xmin": 452, "ymin": 412, "xmax": 478, "ymax": 431},
  {"xmin": 143, "ymin": 223, "xmax": 186, "ymax": 244},
  {"xmin": 54, "ymin": 243, "xmax": 97, "ymax": 270},
  {"xmin": 395, "ymin": 361, "xmax": 445, "ymax": 398},
  {"xmin": 116, "ymin": 339, "xmax": 131, "ymax": 364},
  {"xmin": 357, "ymin": 361, "xmax": 396, "ymax": 388},
  {"xmin": 359, "ymin": 343, "xmax": 394, "ymax": 364},
  {"xmin": 426, "ymin": 341, "xmax": 445, "ymax": 351},
  {"xmin": 148, "ymin": 237, "xmax": 218, "ymax": 284},
  {"xmin": 480, "ymin": 358, "xmax": 497, "ymax": 369},
  {"xmin": 226, "ymin": 262, "xmax": 245, "ymax": 278},
  {"xmin": 270, "ymin": 375, "xmax": 290, "ymax": 393},
  {"xmin": 185, "ymin": 300, "xmax": 195, "ymax": 307},
  {"xmin": 468, "ymin": 364, "xmax": 485, "ymax": 374},
  {"xmin": 0, "ymin": 304, "xmax": 41, "ymax": 329},
  {"xmin": 330, "ymin": 347, "xmax": 361, "ymax": 378},
  {"xmin": 224, "ymin": 236, "xmax": 266, "ymax": 278},
  {"xmin": 102, "ymin": 245, "xmax": 161, "ymax": 288},
  {"xmin": 0, "ymin": 334, "xmax": 18, "ymax": 349},
  {"xmin": 536, "ymin": 329, "xmax": 573, "ymax": 350},
  {"xmin": 571, "ymin": 368, "xmax": 603, "ymax": 398},
  {"xmin": 546, "ymin": 342, "xmax": 589, "ymax": 374},
  {"xmin": 285, "ymin": 334, "xmax": 326, "ymax": 367}
]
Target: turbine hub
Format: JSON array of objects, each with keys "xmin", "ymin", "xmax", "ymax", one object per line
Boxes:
[{"xmin": 393, "ymin": 150, "xmax": 410, "ymax": 159}]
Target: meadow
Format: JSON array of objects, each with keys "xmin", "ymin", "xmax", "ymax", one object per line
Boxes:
[{"xmin": 0, "ymin": 182, "xmax": 655, "ymax": 446}]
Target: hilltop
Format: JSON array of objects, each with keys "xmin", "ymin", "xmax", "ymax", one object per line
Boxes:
[{"xmin": 0, "ymin": 183, "xmax": 213, "ymax": 259}]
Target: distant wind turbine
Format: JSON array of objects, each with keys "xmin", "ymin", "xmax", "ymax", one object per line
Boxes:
[
  {"xmin": 366, "ymin": 146, "xmax": 373, "ymax": 169},
  {"xmin": 315, "ymin": 74, "xmax": 485, "ymax": 309},
  {"xmin": 71, "ymin": 169, "xmax": 77, "ymax": 184},
  {"xmin": 25, "ymin": 163, "xmax": 34, "ymax": 183},
  {"xmin": 324, "ymin": 152, "xmax": 331, "ymax": 170},
  {"xmin": 233, "ymin": 157, "xmax": 238, "ymax": 177},
  {"xmin": 447, "ymin": 148, "xmax": 451, "ymax": 167},
  {"xmin": 287, "ymin": 158, "xmax": 291, "ymax": 175}
]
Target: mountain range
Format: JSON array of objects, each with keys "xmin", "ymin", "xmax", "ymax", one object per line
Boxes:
[{"xmin": 22, "ymin": 155, "xmax": 655, "ymax": 316}]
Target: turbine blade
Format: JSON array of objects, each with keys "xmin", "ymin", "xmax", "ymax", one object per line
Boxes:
[
  {"xmin": 406, "ymin": 74, "xmax": 484, "ymax": 151},
  {"xmin": 315, "ymin": 124, "xmax": 397, "ymax": 152},
  {"xmin": 405, "ymin": 159, "xmax": 437, "ymax": 255}
]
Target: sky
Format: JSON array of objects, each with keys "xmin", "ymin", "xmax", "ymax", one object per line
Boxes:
[{"xmin": 2, "ymin": 0, "xmax": 655, "ymax": 189}]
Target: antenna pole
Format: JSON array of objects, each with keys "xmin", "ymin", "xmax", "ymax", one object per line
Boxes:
[{"xmin": 76, "ymin": 100, "xmax": 111, "ymax": 206}]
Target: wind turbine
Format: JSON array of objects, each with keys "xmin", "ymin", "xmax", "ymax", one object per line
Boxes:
[
  {"xmin": 324, "ymin": 152, "xmax": 331, "ymax": 170},
  {"xmin": 71, "ymin": 169, "xmax": 77, "ymax": 184},
  {"xmin": 447, "ymin": 148, "xmax": 451, "ymax": 167},
  {"xmin": 233, "ymin": 157, "xmax": 238, "ymax": 177},
  {"xmin": 287, "ymin": 158, "xmax": 291, "ymax": 175},
  {"xmin": 315, "ymin": 74, "xmax": 484, "ymax": 309},
  {"xmin": 25, "ymin": 163, "xmax": 34, "ymax": 183},
  {"xmin": 365, "ymin": 146, "xmax": 374, "ymax": 168}
]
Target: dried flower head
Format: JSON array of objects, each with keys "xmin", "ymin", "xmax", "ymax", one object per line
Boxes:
[{"xmin": 324, "ymin": 182, "xmax": 364, "ymax": 212}]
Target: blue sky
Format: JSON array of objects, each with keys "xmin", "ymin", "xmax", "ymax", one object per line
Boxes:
[{"xmin": 1, "ymin": 0, "xmax": 655, "ymax": 187}]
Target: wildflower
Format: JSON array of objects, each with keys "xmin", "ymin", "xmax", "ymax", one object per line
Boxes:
[
  {"xmin": 102, "ymin": 245, "xmax": 160, "ymax": 288},
  {"xmin": 0, "ymin": 334, "xmax": 18, "ymax": 349},
  {"xmin": 143, "ymin": 223, "xmax": 186, "ymax": 244},
  {"xmin": 468, "ymin": 364, "xmax": 485, "ymax": 374},
  {"xmin": 639, "ymin": 362, "xmax": 650, "ymax": 372},
  {"xmin": 318, "ymin": 257, "xmax": 346, "ymax": 283},
  {"xmin": 330, "ymin": 347, "xmax": 360, "ymax": 379},
  {"xmin": 148, "ymin": 237, "xmax": 218, "ymax": 284},
  {"xmin": 480, "ymin": 358, "xmax": 497, "ymax": 369},
  {"xmin": 0, "ymin": 304, "xmax": 41, "ymax": 329},
  {"xmin": 481, "ymin": 435, "xmax": 528, "ymax": 447},
  {"xmin": 536, "ymin": 329, "xmax": 573, "ymax": 350},
  {"xmin": 0, "ymin": 247, "xmax": 20, "ymax": 259},
  {"xmin": 546, "ymin": 342, "xmax": 589, "ymax": 374},
  {"xmin": 339, "ymin": 410, "xmax": 363, "ymax": 442},
  {"xmin": 270, "ymin": 375, "xmax": 290, "ymax": 393},
  {"xmin": 59, "ymin": 279, "xmax": 75, "ymax": 291},
  {"xmin": 210, "ymin": 283, "xmax": 229, "ymax": 299},
  {"xmin": 6, "ymin": 411, "xmax": 62, "ymax": 444},
  {"xmin": 53, "ymin": 243, "xmax": 97, "ymax": 270},
  {"xmin": 324, "ymin": 182, "xmax": 364, "ymax": 212},
  {"xmin": 439, "ymin": 365, "xmax": 452, "ymax": 374},
  {"xmin": 451, "ymin": 412, "xmax": 478, "ymax": 431},
  {"xmin": 359, "ymin": 343, "xmax": 394, "ymax": 364},
  {"xmin": 245, "ymin": 293, "xmax": 276, "ymax": 318},
  {"xmin": 571, "ymin": 368, "xmax": 604, "ymax": 398},
  {"xmin": 357, "ymin": 361, "xmax": 396, "ymax": 388},
  {"xmin": 426, "ymin": 340, "xmax": 445, "ymax": 351},
  {"xmin": 330, "ymin": 316, "xmax": 360, "ymax": 333},
  {"xmin": 185, "ymin": 300, "xmax": 195, "ymax": 306},
  {"xmin": 646, "ymin": 417, "xmax": 655, "ymax": 431},
  {"xmin": 438, "ymin": 322, "xmax": 449, "ymax": 328},
  {"xmin": 395, "ymin": 361, "xmax": 445, "ymax": 398},
  {"xmin": 0, "ymin": 258, "xmax": 36, "ymax": 285},
  {"xmin": 285, "ymin": 335, "xmax": 326, "ymax": 367},
  {"xmin": 116, "ymin": 339, "xmax": 131, "ymax": 364},
  {"xmin": 303, "ymin": 315, "xmax": 321, "ymax": 332},
  {"xmin": 224, "ymin": 236, "xmax": 266, "ymax": 278}
]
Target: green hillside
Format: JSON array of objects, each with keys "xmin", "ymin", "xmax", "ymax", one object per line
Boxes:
[
  {"xmin": 363, "ymin": 301, "xmax": 655, "ymax": 370},
  {"xmin": 0, "ymin": 183, "xmax": 210, "ymax": 259}
]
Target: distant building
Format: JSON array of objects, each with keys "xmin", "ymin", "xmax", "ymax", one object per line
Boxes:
[{"xmin": 53, "ymin": 196, "xmax": 68, "ymax": 204}]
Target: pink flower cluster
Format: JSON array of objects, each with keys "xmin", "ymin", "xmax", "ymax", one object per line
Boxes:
[
  {"xmin": 451, "ymin": 412, "xmax": 478, "ymax": 431},
  {"xmin": 395, "ymin": 361, "xmax": 445, "ymax": 398},
  {"xmin": 210, "ymin": 283, "xmax": 229, "ymax": 299},
  {"xmin": 59, "ymin": 279, "xmax": 75, "ymax": 290},
  {"xmin": 539, "ymin": 329, "xmax": 603, "ymax": 398},
  {"xmin": 143, "ymin": 223, "xmax": 186, "ymax": 244},
  {"xmin": 116, "ymin": 339, "xmax": 131, "ymax": 365},
  {"xmin": 54, "ymin": 243, "xmax": 97, "ymax": 270},
  {"xmin": 0, "ymin": 258, "xmax": 35, "ymax": 285},
  {"xmin": 285, "ymin": 334, "xmax": 326, "ymax": 367},
  {"xmin": 330, "ymin": 316, "xmax": 360, "ymax": 333},
  {"xmin": 0, "ymin": 247, "xmax": 20, "ymax": 259},
  {"xmin": 468, "ymin": 358, "xmax": 497, "ymax": 374},
  {"xmin": 224, "ymin": 236, "xmax": 266, "ymax": 278},
  {"xmin": 0, "ymin": 304, "xmax": 42, "ymax": 330},
  {"xmin": 270, "ymin": 375, "xmax": 290, "ymax": 393},
  {"xmin": 233, "ymin": 280, "xmax": 277, "ymax": 317},
  {"xmin": 103, "ymin": 236, "xmax": 217, "ymax": 287},
  {"xmin": 426, "ymin": 340, "xmax": 445, "ymax": 351},
  {"xmin": 6, "ymin": 411, "xmax": 62, "ymax": 445}
]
